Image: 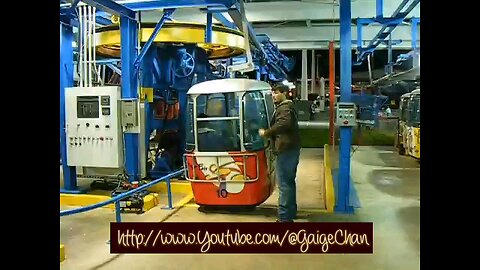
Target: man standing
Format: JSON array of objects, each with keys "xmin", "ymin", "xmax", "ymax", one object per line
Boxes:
[{"xmin": 259, "ymin": 84, "xmax": 301, "ymax": 222}]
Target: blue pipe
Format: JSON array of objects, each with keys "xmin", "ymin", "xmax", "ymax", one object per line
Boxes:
[{"xmin": 60, "ymin": 169, "xmax": 184, "ymax": 217}]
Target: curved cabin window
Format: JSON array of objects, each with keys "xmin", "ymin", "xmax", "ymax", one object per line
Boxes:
[
  {"xmin": 242, "ymin": 91, "xmax": 269, "ymax": 151},
  {"xmin": 263, "ymin": 90, "xmax": 275, "ymax": 124},
  {"xmin": 411, "ymin": 96, "xmax": 420, "ymax": 126},
  {"xmin": 195, "ymin": 93, "xmax": 241, "ymax": 152},
  {"xmin": 400, "ymin": 98, "xmax": 408, "ymax": 121}
]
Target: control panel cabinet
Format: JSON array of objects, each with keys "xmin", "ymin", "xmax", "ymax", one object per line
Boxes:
[{"xmin": 65, "ymin": 86, "xmax": 123, "ymax": 168}]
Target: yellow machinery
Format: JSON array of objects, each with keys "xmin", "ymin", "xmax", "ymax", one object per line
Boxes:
[{"xmin": 396, "ymin": 89, "xmax": 420, "ymax": 159}]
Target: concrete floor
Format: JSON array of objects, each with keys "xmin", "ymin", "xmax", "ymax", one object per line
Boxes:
[{"xmin": 60, "ymin": 147, "xmax": 420, "ymax": 270}]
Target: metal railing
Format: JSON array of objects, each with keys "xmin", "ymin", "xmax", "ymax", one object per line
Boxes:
[{"xmin": 60, "ymin": 169, "xmax": 185, "ymax": 222}]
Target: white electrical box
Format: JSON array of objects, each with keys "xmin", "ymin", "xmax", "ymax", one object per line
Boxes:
[
  {"xmin": 336, "ymin": 102, "xmax": 357, "ymax": 127},
  {"xmin": 65, "ymin": 86, "xmax": 123, "ymax": 168}
]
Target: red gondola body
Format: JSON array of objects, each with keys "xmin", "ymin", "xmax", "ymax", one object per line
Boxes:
[{"xmin": 185, "ymin": 150, "xmax": 275, "ymax": 206}]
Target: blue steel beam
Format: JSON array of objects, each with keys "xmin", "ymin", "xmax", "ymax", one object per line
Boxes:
[
  {"xmin": 357, "ymin": 21, "xmax": 362, "ymax": 49},
  {"xmin": 121, "ymin": 16, "xmax": 140, "ymax": 182},
  {"xmin": 62, "ymin": 0, "xmax": 237, "ymax": 15},
  {"xmin": 152, "ymin": 57, "xmax": 162, "ymax": 84},
  {"xmin": 60, "ymin": 23, "xmax": 78, "ymax": 193},
  {"xmin": 212, "ymin": 12, "xmax": 236, "ymax": 29},
  {"xmin": 134, "ymin": 8, "xmax": 176, "ymax": 70},
  {"xmin": 89, "ymin": 58, "xmax": 120, "ymax": 65},
  {"xmin": 358, "ymin": 17, "xmax": 404, "ymax": 26},
  {"xmin": 113, "ymin": 0, "xmax": 237, "ymax": 10},
  {"xmin": 353, "ymin": 39, "xmax": 402, "ymax": 46},
  {"xmin": 206, "ymin": 12, "xmax": 213, "ymax": 42},
  {"xmin": 107, "ymin": 63, "xmax": 122, "ymax": 75},
  {"xmin": 336, "ymin": 0, "xmax": 354, "ymax": 214},
  {"xmin": 81, "ymin": 0, "xmax": 136, "ymax": 20},
  {"xmin": 376, "ymin": 0, "xmax": 383, "ymax": 18},
  {"xmin": 96, "ymin": 15, "xmax": 113, "ymax": 25},
  {"xmin": 411, "ymin": 17, "xmax": 420, "ymax": 49},
  {"xmin": 68, "ymin": 0, "xmax": 82, "ymax": 13}
]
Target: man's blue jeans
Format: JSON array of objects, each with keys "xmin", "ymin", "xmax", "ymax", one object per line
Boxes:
[{"xmin": 275, "ymin": 147, "xmax": 300, "ymax": 221}]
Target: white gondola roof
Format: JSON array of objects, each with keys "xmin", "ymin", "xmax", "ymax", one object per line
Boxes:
[
  {"xmin": 400, "ymin": 88, "xmax": 420, "ymax": 99},
  {"xmin": 187, "ymin": 78, "xmax": 271, "ymax": 95}
]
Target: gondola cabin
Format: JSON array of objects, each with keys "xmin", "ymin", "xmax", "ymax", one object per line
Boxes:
[{"xmin": 183, "ymin": 78, "xmax": 277, "ymax": 206}]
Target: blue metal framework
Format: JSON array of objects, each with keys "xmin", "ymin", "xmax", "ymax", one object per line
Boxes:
[
  {"xmin": 60, "ymin": 1, "xmax": 393, "ymax": 217},
  {"xmin": 81, "ymin": 0, "xmax": 136, "ymax": 19},
  {"xmin": 134, "ymin": 8, "xmax": 176, "ymax": 71},
  {"xmin": 354, "ymin": 0, "xmax": 420, "ymax": 65},
  {"xmin": 254, "ymin": 34, "xmax": 295, "ymax": 82},
  {"xmin": 59, "ymin": 0, "xmax": 273, "ymax": 191}
]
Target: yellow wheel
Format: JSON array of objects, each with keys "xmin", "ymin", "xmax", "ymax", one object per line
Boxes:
[{"xmin": 94, "ymin": 22, "xmax": 246, "ymax": 60}]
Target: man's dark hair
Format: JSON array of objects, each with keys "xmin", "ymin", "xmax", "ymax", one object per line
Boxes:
[{"xmin": 272, "ymin": 83, "xmax": 290, "ymax": 93}]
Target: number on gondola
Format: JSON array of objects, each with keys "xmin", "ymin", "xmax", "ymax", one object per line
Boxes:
[{"xmin": 217, "ymin": 188, "xmax": 228, "ymax": 198}]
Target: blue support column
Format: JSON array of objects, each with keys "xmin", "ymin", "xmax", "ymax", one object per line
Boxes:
[
  {"xmin": 60, "ymin": 23, "xmax": 79, "ymax": 193},
  {"xmin": 206, "ymin": 12, "xmax": 213, "ymax": 43},
  {"xmin": 121, "ymin": 16, "xmax": 140, "ymax": 182},
  {"xmin": 376, "ymin": 0, "xmax": 383, "ymax": 18},
  {"xmin": 356, "ymin": 22, "xmax": 363, "ymax": 49},
  {"xmin": 411, "ymin": 17, "xmax": 419, "ymax": 49},
  {"xmin": 335, "ymin": 0, "xmax": 354, "ymax": 214}
]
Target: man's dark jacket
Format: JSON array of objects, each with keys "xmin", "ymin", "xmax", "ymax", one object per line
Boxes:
[{"xmin": 264, "ymin": 99, "xmax": 301, "ymax": 154}]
